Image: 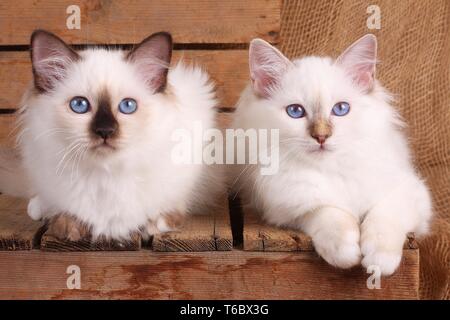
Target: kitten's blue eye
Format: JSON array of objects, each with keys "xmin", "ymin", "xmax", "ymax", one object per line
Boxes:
[
  {"xmin": 286, "ymin": 104, "xmax": 306, "ymax": 118},
  {"xmin": 332, "ymin": 102, "xmax": 350, "ymax": 116},
  {"xmin": 119, "ymin": 98, "xmax": 138, "ymax": 114},
  {"xmin": 69, "ymin": 97, "xmax": 90, "ymax": 114}
]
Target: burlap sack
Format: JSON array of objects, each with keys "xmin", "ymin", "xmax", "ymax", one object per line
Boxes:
[{"xmin": 280, "ymin": 0, "xmax": 449, "ymax": 299}]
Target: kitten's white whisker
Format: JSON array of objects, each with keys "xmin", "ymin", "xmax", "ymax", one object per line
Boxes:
[
  {"xmin": 60, "ymin": 143, "xmax": 83, "ymax": 177},
  {"xmin": 56, "ymin": 141, "xmax": 84, "ymax": 176}
]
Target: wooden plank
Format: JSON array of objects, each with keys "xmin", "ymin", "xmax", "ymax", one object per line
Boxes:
[
  {"xmin": 0, "ymin": 250, "xmax": 419, "ymax": 299},
  {"xmin": 40, "ymin": 232, "xmax": 141, "ymax": 252},
  {"xmin": 152, "ymin": 214, "xmax": 215, "ymax": 252},
  {"xmin": 214, "ymin": 200, "xmax": 234, "ymax": 251},
  {"xmin": 0, "ymin": 0, "xmax": 281, "ymax": 45},
  {"xmin": 244, "ymin": 208, "xmax": 313, "ymax": 251},
  {"xmin": 0, "ymin": 196, "xmax": 44, "ymax": 250},
  {"xmin": 0, "ymin": 114, "xmax": 17, "ymax": 147},
  {"xmin": 152, "ymin": 198, "xmax": 232, "ymax": 252},
  {"xmin": 0, "ymin": 195, "xmax": 28, "ymax": 211},
  {"xmin": 0, "ymin": 50, "xmax": 248, "ymax": 109},
  {"xmin": 243, "ymin": 207, "xmax": 415, "ymax": 251}
]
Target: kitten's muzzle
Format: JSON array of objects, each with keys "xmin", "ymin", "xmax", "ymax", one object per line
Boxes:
[{"xmin": 90, "ymin": 89, "xmax": 119, "ymax": 142}]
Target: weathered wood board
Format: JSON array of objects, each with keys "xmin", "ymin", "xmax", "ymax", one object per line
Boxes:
[
  {"xmin": 40, "ymin": 233, "xmax": 142, "ymax": 252},
  {"xmin": 152, "ymin": 199, "xmax": 233, "ymax": 252},
  {"xmin": 0, "ymin": 0, "xmax": 281, "ymax": 45},
  {"xmin": 244, "ymin": 208, "xmax": 313, "ymax": 251},
  {"xmin": 0, "ymin": 196, "xmax": 44, "ymax": 250},
  {"xmin": 0, "ymin": 50, "xmax": 249, "ymax": 109},
  {"xmin": 0, "ymin": 250, "xmax": 419, "ymax": 299}
]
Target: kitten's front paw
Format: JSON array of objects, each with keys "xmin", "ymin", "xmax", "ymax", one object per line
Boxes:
[
  {"xmin": 27, "ymin": 197, "xmax": 43, "ymax": 220},
  {"xmin": 313, "ymin": 229, "xmax": 361, "ymax": 269},
  {"xmin": 47, "ymin": 214, "xmax": 90, "ymax": 241},
  {"xmin": 146, "ymin": 211, "xmax": 185, "ymax": 235},
  {"xmin": 361, "ymin": 251, "xmax": 402, "ymax": 276},
  {"xmin": 360, "ymin": 227, "xmax": 404, "ymax": 276}
]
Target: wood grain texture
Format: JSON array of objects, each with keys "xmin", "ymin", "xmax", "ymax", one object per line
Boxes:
[
  {"xmin": 0, "ymin": 196, "xmax": 44, "ymax": 250},
  {"xmin": 0, "ymin": 114, "xmax": 17, "ymax": 146},
  {"xmin": 244, "ymin": 208, "xmax": 313, "ymax": 251},
  {"xmin": 40, "ymin": 232, "xmax": 141, "ymax": 252},
  {"xmin": 243, "ymin": 207, "xmax": 416, "ymax": 251},
  {"xmin": 0, "ymin": 0, "xmax": 281, "ymax": 45},
  {"xmin": 0, "ymin": 50, "xmax": 248, "ymax": 109},
  {"xmin": 0, "ymin": 250, "xmax": 419, "ymax": 299},
  {"xmin": 152, "ymin": 198, "xmax": 232, "ymax": 252},
  {"xmin": 213, "ymin": 201, "xmax": 234, "ymax": 251}
]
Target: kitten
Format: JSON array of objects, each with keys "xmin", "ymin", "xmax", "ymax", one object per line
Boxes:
[
  {"xmin": 0, "ymin": 30, "xmax": 220, "ymax": 240},
  {"xmin": 232, "ymin": 35, "xmax": 432, "ymax": 275}
]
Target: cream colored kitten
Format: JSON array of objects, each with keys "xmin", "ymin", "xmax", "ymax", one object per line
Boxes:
[
  {"xmin": 0, "ymin": 30, "xmax": 220, "ymax": 240},
  {"xmin": 232, "ymin": 35, "xmax": 432, "ymax": 275}
]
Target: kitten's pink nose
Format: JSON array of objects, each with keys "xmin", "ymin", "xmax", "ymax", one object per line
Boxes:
[
  {"xmin": 313, "ymin": 135, "xmax": 328, "ymax": 145},
  {"xmin": 310, "ymin": 119, "xmax": 332, "ymax": 145}
]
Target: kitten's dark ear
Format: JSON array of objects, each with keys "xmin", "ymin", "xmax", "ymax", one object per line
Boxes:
[
  {"xmin": 127, "ymin": 32, "xmax": 173, "ymax": 93},
  {"xmin": 31, "ymin": 30, "xmax": 80, "ymax": 92},
  {"xmin": 336, "ymin": 34, "xmax": 377, "ymax": 92},
  {"xmin": 249, "ymin": 39, "xmax": 292, "ymax": 98}
]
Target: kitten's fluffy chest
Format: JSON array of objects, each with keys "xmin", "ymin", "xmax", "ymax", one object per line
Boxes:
[
  {"xmin": 33, "ymin": 146, "xmax": 192, "ymax": 238},
  {"xmin": 50, "ymin": 158, "xmax": 154, "ymax": 233},
  {"xmin": 254, "ymin": 147, "xmax": 407, "ymax": 221}
]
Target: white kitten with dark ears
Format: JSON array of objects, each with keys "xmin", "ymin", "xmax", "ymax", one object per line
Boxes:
[
  {"xmin": 232, "ymin": 35, "xmax": 432, "ymax": 275},
  {"xmin": 0, "ymin": 30, "xmax": 220, "ymax": 240}
]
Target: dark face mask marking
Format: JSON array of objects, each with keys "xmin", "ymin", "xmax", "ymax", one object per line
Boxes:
[{"xmin": 90, "ymin": 90, "xmax": 119, "ymax": 140}]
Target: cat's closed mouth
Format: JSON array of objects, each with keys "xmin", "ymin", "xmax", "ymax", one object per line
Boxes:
[
  {"xmin": 92, "ymin": 141, "xmax": 116, "ymax": 152},
  {"xmin": 310, "ymin": 144, "xmax": 331, "ymax": 153}
]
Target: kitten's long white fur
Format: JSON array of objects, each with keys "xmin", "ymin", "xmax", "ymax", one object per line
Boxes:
[
  {"xmin": 3, "ymin": 48, "xmax": 220, "ymax": 239},
  {"xmin": 232, "ymin": 47, "xmax": 432, "ymax": 275}
]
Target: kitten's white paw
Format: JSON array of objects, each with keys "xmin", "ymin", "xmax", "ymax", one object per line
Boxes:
[
  {"xmin": 27, "ymin": 197, "xmax": 42, "ymax": 220},
  {"xmin": 145, "ymin": 212, "xmax": 185, "ymax": 235},
  {"xmin": 145, "ymin": 217, "xmax": 174, "ymax": 235},
  {"xmin": 361, "ymin": 251, "xmax": 402, "ymax": 276},
  {"xmin": 313, "ymin": 230, "xmax": 361, "ymax": 269},
  {"xmin": 360, "ymin": 228, "xmax": 404, "ymax": 276},
  {"xmin": 155, "ymin": 217, "xmax": 175, "ymax": 233}
]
